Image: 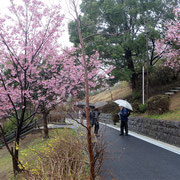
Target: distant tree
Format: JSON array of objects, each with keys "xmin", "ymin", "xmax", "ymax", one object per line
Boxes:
[
  {"xmin": 0, "ymin": 0, "xmax": 65, "ymax": 174},
  {"xmin": 68, "ymin": 0, "xmax": 178, "ymax": 89}
]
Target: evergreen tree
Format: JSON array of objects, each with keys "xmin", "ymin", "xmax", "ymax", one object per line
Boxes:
[{"xmin": 68, "ymin": 0, "xmax": 178, "ymax": 88}]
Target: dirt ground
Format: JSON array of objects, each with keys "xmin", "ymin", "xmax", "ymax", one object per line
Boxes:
[
  {"xmin": 169, "ymin": 92, "xmax": 180, "ymax": 111},
  {"xmin": 90, "ymin": 82, "xmax": 132, "ymax": 103}
]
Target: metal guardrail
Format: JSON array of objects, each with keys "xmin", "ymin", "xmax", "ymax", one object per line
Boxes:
[{"xmin": 0, "ymin": 121, "xmax": 36, "ymax": 148}]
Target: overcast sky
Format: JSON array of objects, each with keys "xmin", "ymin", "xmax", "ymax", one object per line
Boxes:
[{"xmin": 0, "ymin": 0, "xmax": 82, "ymax": 47}]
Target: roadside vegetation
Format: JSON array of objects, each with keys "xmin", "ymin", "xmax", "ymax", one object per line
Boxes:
[
  {"xmin": 89, "ymin": 82, "xmax": 180, "ymax": 121},
  {"xmin": 0, "ymin": 129, "xmax": 90, "ymax": 179}
]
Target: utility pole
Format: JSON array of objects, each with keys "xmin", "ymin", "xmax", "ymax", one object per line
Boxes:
[
  {"xmin": 145, "ymin": 25, "xmax": 149, "ymax": 101},
  {"xmin": 142, "ymin": 66, "xmax": 145, "ymax": 104}
]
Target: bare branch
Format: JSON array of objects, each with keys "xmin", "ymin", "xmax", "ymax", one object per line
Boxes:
[{"xmin": 67, "ymin": 112, "xmax": 89, "ymax": 131}]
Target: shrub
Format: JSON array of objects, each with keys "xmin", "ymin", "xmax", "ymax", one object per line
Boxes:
[
  {"xmin": 131, "ymin": 101, "xmax": 140, "ymax": 113},
  {"xmin": 19, "ymin": 129, "xmax": 105, "ymax": 179},
  {"xmin": 2, "ymin": 117, "xmax": 17, "ymax": 134},
  {"xmin": 132, "ymin": 91, "xmax": 141, "ymax": 101},
  {"xmin": 99, "ymin": 102, "xmax": 119, "ymax": 113},
  {"xmin": 99, "ymin": 102, "xmax": 119, "ymax": 124},
  {"xmin": 112, "ymin": 108, "xmax": 120, "ymax": 125},
  {"xmin": 20, "ymin": 130, "xmax": 89, "ymax": 179},
  {"xmin": 147, "ymin": 95, "xmax": 170, "ymax": 115},
  {"xmin": 138, "ymin": 104, "xmax": 147, "ymax": 113}
]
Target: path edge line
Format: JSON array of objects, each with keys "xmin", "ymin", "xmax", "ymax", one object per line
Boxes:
[{"xmin": 100, "ymin": 122, "xmax": 180, "ymax": 155}]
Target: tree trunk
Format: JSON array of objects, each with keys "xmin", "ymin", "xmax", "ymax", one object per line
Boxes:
[
  {"xmin": 43, "ymin": 112, "xmax": 49, "ymax": 139},
  {"xmin": 13, "ymin": 126, "xmax": 23, "ymax": 175},
  {"xmin": 0, "ymin": 124, "xmax": 22, "ymax": 175},
  {"xmin": 13, "ymin": 140, "xmax": 21, "ymax": 175},
  {"xmin": 73, "ymin": 1, "xmax": 95, "ymax": 179},
  {"xmin": 125, "ymin": 49, "xmax": 137, "ymax": 90}
]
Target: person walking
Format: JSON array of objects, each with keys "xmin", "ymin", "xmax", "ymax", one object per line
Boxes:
[
  {"xmin": 118, "ymin": 106, "xmax": 130, "ymax": 136},
  {"xmin": 94, "ymin": 108, "xmax": 100, "ymax": 136},
  {"xmin": 90, "ymin": 107, "xmax": 100, "ymax": 137}
]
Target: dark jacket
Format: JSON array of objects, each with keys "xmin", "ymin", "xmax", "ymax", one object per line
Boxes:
[
  {"xmin": 119, "ymin": 107, "xmax": 129, "ymax": 122},
  {"xmin": 90, "ymin": 109, "xmax": 100, "ymax": 125}
]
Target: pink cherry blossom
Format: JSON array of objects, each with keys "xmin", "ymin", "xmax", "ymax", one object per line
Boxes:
[{"xmin": 155, "ymin": 8, "xmax": 180, "ymax": 70}]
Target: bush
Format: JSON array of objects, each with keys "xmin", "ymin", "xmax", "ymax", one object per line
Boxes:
[
  {"xmin": 131, "ymin": 101, "xmax": 140, "ymax": 113},
  {"xmin": 138, "ymin": 104, "xmax": 147, "ymax": 113},
  {"xmin": 99, "ymin": 102, "xmax": 119, "ymax": 113},
  {"xmin": 3, "ymin": 112, "xmax": 37, "ymax": 134},
  {"xmin": 147, "ymin": 95, "xmax": 170, "ymax": 115},
  {"xmin": 112, "ymin": 108, "xmax": 120, "ymax": 125},
  {"xmin": 99, "ymin": 102, "xmax": 119, "ymax": 124},
  {"xmin": 20, "ymin": 129, "xmax": 104, "ymax": 179},
  {"xmin": 3, "ymin": 117, "xmax": 17, "ymax": 134},
  {"xmin": 132, "ymin": 91, "xmax": 141, "ymax": 101}
]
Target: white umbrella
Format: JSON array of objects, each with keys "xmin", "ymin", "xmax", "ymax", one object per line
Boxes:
[{"xmin": 114, "ymin": 99, "xmax": 133, "ymax": 111}]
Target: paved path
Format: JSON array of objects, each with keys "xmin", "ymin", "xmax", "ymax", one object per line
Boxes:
[{"xmin": 100, "ymin": 124, "xmax": 180, "ymax": 180}]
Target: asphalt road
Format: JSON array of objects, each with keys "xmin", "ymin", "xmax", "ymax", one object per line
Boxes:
[{"xmin": 100, "ymin": 125, "xmax": 180, "ymax": 180}]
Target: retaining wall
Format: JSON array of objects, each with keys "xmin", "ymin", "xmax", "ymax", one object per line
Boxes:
[{"xmin": 99, "ymin": 113, "xmax": 180, "ymax": 147}]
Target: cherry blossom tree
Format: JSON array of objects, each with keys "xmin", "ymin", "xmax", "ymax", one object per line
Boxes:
[
  {"xmin": 33, "ymin": 46, "xmax": 113, "ymax": 139},
  {"xmin": 67, "ymin": 1, "xmax": 115, "ymax": 179},
  {"xmin": 156, "ymin": 8, "xmax": 180, "ymax": 70},
  {"xmin": 0, "ymin": 0, "xmax": 65, "ymax": 174},
  {"xmin": 0, "ymin": 0, "xmax": 113, "ymax": 176}
]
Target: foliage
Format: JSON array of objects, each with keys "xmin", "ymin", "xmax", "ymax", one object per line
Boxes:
[
  {"xmin": 108, "ymin": 68, "xmax": 132, "ymax": 86},
  {"xmin": 149, "ymin": 66, "xmax": 178, "ymax": 86},
  {"xmin": 112, "ymin": 108, "xmax": 120, "ymax": 125},
  {"xmin": 138, "ymin": 104, "xmax": 147, "ymax": 113},
  {"xmin": 145, "ymin": 110, "xmax": 180, "ymax": 121},
  {"xmin": 132, "ymin": 91, "xmax": 141, "ymax": 101},
  {"xmin": 69, "ymin": 0, "xmax": 178, "ymax": 88},
  {"xmin": 99, "ymin": 102, "xmax": 119, "ymax": 114},
  {"xmin": 156, "ymin": 8, "xmax": 180, "ymax": 70},
  {"xmin": 131, "ymin": 101, "xmax": 140, "ymax": 113},
  {"xmin": 2, "ymin": 111, "xmax": 37, "ymax": 134},
  {"xmin": 0, "ymin": 0, "xmax": 113, "ymax": 173},
  {"xmin": 134, "ymin": 65, "xmax": 179, "ymax": 97},
  {"xmin": 147, "ymin": 95, "xmax": 170, "ymax": 115},
  {"xmin": 19, "ymin": 129, "xmax": 103, "ymax": 179},
  {"xmin": 99, "ymin": 102, "xmax": 119, "ymax": 124},
  {"xmin": 2, "ymin": 117, "xmax": 17, "ymax": 134}
]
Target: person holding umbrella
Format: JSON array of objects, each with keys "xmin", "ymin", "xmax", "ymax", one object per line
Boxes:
[
  {"xmin": 114, "ymin": 99, "xmax": 133, "ymax": 136},
  {"xmin": 118, "ymin": 106, "xmax": 130, "ymax": 136}
]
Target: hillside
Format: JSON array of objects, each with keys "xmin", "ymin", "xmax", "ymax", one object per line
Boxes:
[
  {"xmin": 89, "ymin": 82, "xmax": 180, "ymax": 121},
  {"xmin": 90, "ymin": 81, "xmax": 132, "ymax": 103},
  {"xmin": 169, "ymin": 91, "xmax": 180, "ymax": 111}
]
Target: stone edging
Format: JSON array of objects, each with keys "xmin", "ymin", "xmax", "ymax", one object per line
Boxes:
[{"xmin": 99, "ymin": 113, "xmax": 180, "ymax": 147}]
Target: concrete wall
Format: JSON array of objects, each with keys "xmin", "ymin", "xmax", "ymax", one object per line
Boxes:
[{"xmin": 99, "ymin": 113, "xmax": 180, "ymax": 147}]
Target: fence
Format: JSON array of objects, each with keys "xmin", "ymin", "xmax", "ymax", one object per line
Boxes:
[{"xmin": 0, "ymin": 121, "xmax": 36, "ymax": 148}]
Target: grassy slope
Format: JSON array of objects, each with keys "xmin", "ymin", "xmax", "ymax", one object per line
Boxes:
[
  {"xmin": 146, "ymin": 92, "xmax": 180, "ymax": 121},
  {"xmin": 89, "ymin": 82, "xmax": 180, "ymax": 121},
  {"xmin": 90, "ymin": 81, "xmax": 132, "ymax": 103}
]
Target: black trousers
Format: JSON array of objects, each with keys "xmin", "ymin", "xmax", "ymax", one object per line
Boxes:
[
  {"xmin": 94, "ymin": 122, "xmax": 99, "ymax": 135},
  {"xmin": 120, "ymin": 121, "xmax": 128, "ymax": 135}
]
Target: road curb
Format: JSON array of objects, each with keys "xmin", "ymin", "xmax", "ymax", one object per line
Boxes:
[{"xmin": 100, "ymin": 122, "xmax": 180, "ymax": 155}]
